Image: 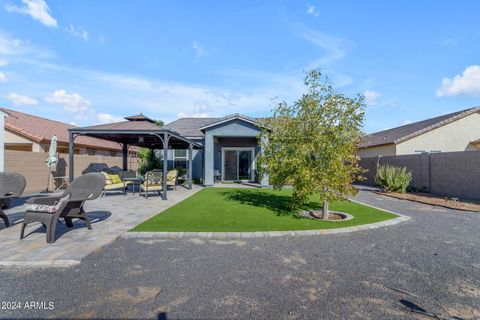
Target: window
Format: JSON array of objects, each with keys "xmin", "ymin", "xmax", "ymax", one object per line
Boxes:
[
  {"xmin": 430, "ymin": 150, "xmax": 441, "ymax": 153},
  {"xmin": 86, "ymin": 148, "xmax": 96, "ymax": 156},
  {"xmin": 173, "ymin": 149, "xmax": 187, "ymax": 169},
  {"xmin": 414, "ymin": 150, "xmax": 426, "ymax": 154}
]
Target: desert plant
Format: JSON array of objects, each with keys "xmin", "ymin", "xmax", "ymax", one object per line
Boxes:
[{"xmin": 374, "ymin": 164, "xmax": 412, "ymax": 193}]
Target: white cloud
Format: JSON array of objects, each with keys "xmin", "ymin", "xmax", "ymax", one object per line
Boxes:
[
  {"xmin": 0, "ymin": 59, "xmax": 7, "ymax": 66},
  {"xmin": 402, "ymin": 120, "xmax": 412, "ymax": 125},
  {"xmin": 436, "ymin": 65, "xmax": 480, "ymax": 97},
  {"xmin": 96, "ymin": 113, "xmax": 123, "ymax": 124},
  {"xmin": 0, "ymin": 31, "xmax": 53, "ymax": 60},
  {"xmin": 5, "ymin": 0, "xmax": 57, "ymax": 28},
  {"xmin": 0, "ymin": 72, "xmax": 6, "ymax": 82},
  {"xmin": 192, "ymin": 41, "xmax": 208, "ymax": 60},
  {"xmin": 45, "ymin": 90, "xmax": 91, "ymax": 113},
  {"xmin": 7, "ymin": 92, "xmax": 38, "ymax": 106},
  {"xmin": 300, "ymin": 27, "xmax": 348, "ymax": 67},
  {"xmin": 306, "ymin": 5, "xmax": 320, "ymax": 17},
  {"xmin": 364, "ymin": 90, "xmax": 381, "ymax": 105},
  {"xmin": 66, "ymin": 24, "xmax": 89, "ymax": 42}
]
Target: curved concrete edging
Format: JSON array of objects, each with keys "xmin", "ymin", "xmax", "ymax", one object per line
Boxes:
[{"xmin": 122, "ymin": 199, "xmax": 411, "ymax": 240}]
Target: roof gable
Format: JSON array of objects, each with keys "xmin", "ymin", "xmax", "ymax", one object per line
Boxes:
[
  {"xmin": 164, "ymin": 114, "xmax": 262, "ymax": 138},
  {"xmin": 199, "ymin": 114, "xmax": 261, "ymax": 131}
]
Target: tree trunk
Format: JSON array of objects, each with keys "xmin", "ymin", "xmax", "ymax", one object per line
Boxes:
[{"xmin": 322, "ymin": 200, "xmax": 329, "ymax": 220}]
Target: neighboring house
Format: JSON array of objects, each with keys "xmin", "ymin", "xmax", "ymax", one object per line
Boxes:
[
  {"xmin": 358, "ymin": 107, "xmax": 480, "ymax": 158},
  {"xmin": 1, "ymin": 108, "xmax": 127, "ymax": 156},
  {"xmin": 164, "ymin": 113, "xmax": 268, "ymax": 186}
]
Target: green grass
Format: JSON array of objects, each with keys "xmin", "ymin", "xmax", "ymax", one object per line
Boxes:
[{"xmin": 131, "ymin": 188, "xmax": 398, "ymax": 232}]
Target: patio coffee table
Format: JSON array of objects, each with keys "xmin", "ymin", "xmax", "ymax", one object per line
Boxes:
[{"xmin": 122, "ymin": 177, "xmax": 143, "ymax": 196}]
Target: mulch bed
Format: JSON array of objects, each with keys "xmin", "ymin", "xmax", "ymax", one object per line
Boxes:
[
  {"xmin": 298, "ymin": 210, "xmax": 346, "ymax": 220},
  {"xmin": 377, "ymin": 191, "xmax": 480, "ymax": 212}
]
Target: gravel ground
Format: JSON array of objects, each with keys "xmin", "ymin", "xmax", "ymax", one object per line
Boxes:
[{"xmin": 0, "ymin": 189, "xmax": 479, "ymax": 319}]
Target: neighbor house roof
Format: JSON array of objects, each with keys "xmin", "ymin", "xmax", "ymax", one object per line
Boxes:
[
  {"xmin": 360, "ymin": 107, "xmax": 480, "ymax": 149},
  {"xmin": 164, "ymin": 113, "xmax": 263, "ymax": 138},
  {"xmin": 1, "ymin": 108, "xmax": 122, "ymax": 151}
]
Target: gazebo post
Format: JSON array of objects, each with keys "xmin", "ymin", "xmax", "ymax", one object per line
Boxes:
[
  {"xmin": 68, "ymin": 131, "xmax": 75, "ymax": 182},
  {"xmin": 162, "ymin": 132, "xmax": 169, "ymax": 200},
  {"xmin": 188, "ymin": 143, "xmax": 193, "ymax": 189},
  {"xmin": 121, "ymin": 143, "xmax": 128, "ymax": 170}
]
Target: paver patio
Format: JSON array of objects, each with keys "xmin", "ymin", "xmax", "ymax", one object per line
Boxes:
[{"xmin": 0, "ymin": 185, "xmax": 202, "ymax": 267}]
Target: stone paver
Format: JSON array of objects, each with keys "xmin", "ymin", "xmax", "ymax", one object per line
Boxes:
[{"xmin": 0, "ymin": 186, "xmax": 202, "ymax": 267}]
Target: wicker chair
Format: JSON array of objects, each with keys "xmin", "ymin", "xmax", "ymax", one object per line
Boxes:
[
  {"xmin": 0, "ymin": 172, "xmax": 26, "ymax": 228},
  {"xmin": 140, "ymin": 170, "xmax": 163, "ymax": 199},
  {"xmin": 167, "ymin": 169, "xmax": 178, "ymax": 190},
  {"xmin": 20, "ymin": 173, "xmax": 106, "ymax": 243}
]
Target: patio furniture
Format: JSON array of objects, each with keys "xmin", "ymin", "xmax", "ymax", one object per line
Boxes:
[
  {"xmin": 51, "ymin": 174, "xmax": 69, "ymax": 191},
  {"xmin": 0, "ymin": 172, "xmax": 27, "ymax": 228},
  {"xmin": 101, "ymin": 171, "xmax": 133, "ymax": 196},
  {"xmin": 20, "ymin": 172, "xmax": 106, "ymax": 243},
  {"xmin": 167, "ymin": 169, "xmax": 178, "ymax": 190},
  {"xmin": 140, "ymin": 169, "xmax": 163, "ymax": 199},
  {"xmin": 213, "ymin": 170, "xmax": 221, "ymax": 182},
  {"xmin": 122, "ymin": 177, "xmax": 143, "ymax": 195}
]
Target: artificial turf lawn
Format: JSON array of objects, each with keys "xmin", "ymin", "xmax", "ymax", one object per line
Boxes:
[{"xmin": 131, "ymin": 187, "xmax": 398, "ymax": 232}]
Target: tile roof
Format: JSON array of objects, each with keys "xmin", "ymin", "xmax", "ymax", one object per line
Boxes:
[
  {"xmin": 360, "ymin": 107, "xmax": 480, "ymax": 148},
  {"xmin": 1, "ymin": 108, "xmax": 122, "ymax": 151},
  {"xmin": 163, "ymin": 114, "xmax": 262, "ymax": 137}
]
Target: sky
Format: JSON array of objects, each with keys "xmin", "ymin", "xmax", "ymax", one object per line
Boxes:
[{"xmin": 0, "ymin": 0, "xmax": 480, "ymax": 133}]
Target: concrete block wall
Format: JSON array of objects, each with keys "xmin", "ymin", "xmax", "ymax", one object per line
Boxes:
[
  {"xmin": 359, "ymin": 150, "xmax": 480, "ymax": 200},
  {"xmin": 4, "ymin": 150, "xmax": 139, "ymax": 193}
]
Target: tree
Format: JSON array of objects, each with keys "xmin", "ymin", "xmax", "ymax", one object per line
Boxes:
[
  {"xmin": 257, "ymin": 70, "xmax": 365, "ymax": 219},
  {"xmin": 137, "ymin": 119, "xmax": 164, "ymax": 175}
]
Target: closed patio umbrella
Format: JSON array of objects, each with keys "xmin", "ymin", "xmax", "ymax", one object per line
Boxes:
[{"xmin": 45, "ymin": 135, "xmax": 58, "ymax": 192}]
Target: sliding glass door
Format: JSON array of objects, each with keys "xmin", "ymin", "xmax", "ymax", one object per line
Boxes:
[{"xmin": 222, "ymin": 148, "xmax": 254, "ymax": 181}]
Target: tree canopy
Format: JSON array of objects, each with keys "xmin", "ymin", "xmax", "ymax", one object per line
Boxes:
[{"xmin": 258, "ymin": 70, "xmax": 365, "ymax": 217}]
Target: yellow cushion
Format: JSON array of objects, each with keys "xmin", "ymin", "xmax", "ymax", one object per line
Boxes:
[
  {"xmin": 141, "ymin": 185, "xmax": 162, "ymax": 191},
  {"xmin": 108, "ymin": 173, "xmax": 122, "ymax": 184},
  {"xmin": 101, "ymin": 172, "xmax": 112, "ymax": 185},
  {"xmin": 104, "ymin": 183, "xmax": 124, "ymax": 190}
]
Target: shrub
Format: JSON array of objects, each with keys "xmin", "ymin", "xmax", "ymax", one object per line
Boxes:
[{"xmin": 374, "ymin": 164, "xmax": 412, "ymax": 193}]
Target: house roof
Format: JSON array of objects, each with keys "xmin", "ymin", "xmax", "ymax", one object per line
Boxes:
[
  {"xmin": 1, "ymin": 108, "xmax": 122, "ymax": 151},
  {"xmin": 360, "ymin": 107, "xmax": 480, "ymax": 148},
  {"xmin": 164, "ymin": 114, "xmax": 262, "ymax": 138}
]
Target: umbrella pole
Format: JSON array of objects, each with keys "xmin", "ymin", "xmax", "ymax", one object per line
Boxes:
[{"xmin": 46, "ymin": 166, "xmax": 52, "ymax": 193}]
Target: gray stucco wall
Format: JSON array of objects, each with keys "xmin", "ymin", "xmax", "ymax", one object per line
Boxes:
[
  {"xmin": 165, "ymin": 139, "xmax": 204, "ymax": 180},
  {"xmin": 203, "ymin": 119, "xmax": 261, "ymax": 186}
]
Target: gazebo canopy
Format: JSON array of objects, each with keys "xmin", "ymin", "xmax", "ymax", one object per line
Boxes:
[
  {"xmin": 67, "ymin": 114, "xmax": 202, "ymax": 200},
  {"xmin": 69, "ymin": 114, "xmax": 202, "ymax": 150}
]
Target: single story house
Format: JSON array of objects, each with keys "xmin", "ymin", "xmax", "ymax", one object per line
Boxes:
[
  {"xmin": 0, "ymin": 108, "xmax": 129, "ymax": 156},
  {"xmin": 358, "ymin": 107, "xmax": 480, "ymax": 158},
  {"xmin": 163, "ymin": 113, "xmax": 268, "ymax": 186}
]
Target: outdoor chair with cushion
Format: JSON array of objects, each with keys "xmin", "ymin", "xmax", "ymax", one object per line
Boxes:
[
  {"xmin": 0, "ymin": 172, "xmax": 26, "ymax": 228},
  {"xmin": 20, "ymin": 172, "xmax": 106, "ymax": 243},
  {"xmin": 140, "ymin": 169, "xmax": 163, "ymax": 199},
  {"xmin": 101, "ymin": 171, "xmax": 132, "ymax": 195},
  {"xmin": 167, "ymin": 169, "xmax": 178, "ymax": 190}
]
